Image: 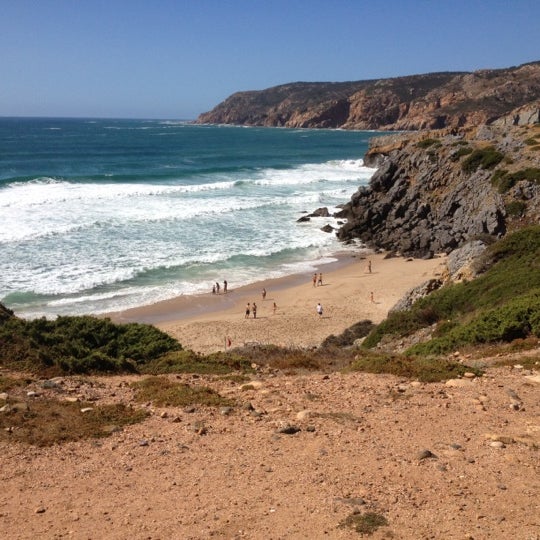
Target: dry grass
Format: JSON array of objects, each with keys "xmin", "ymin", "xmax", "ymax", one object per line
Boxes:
[
  {"xmin": 131, "ymin": 376, "xmax": 235, "ymax": 408},
  {"xmin": 0, "ymin": 399, "xmax": 148, "ymax": 446},
  {"xmin": 339, "ymin": 511, "xmax": 389, "ymax": 535}
]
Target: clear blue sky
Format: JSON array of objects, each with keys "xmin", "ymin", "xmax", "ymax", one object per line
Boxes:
[{"xmin": 1, "ymin": 0, "xmax": 539, "ymax": 119}]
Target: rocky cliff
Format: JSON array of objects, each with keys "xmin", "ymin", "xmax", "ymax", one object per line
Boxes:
[
  {"xmin": 196, "ymin": 62, "xmax": 540, "ymax": 131},
  {"xmin": 335, "ymin": 122, "xmax": 540, "ymax": 257}
]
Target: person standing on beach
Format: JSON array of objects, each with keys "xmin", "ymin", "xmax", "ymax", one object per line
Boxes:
[
  {"xmin": 252, "ymin": 302, "xmax": 257, "ymax": 318},
  {"xmin": 316, "ymin": 302, "xmax": 323, "ymax": 318},
  {"xmin": 318, "ymin": 273, "xmax": 323, "ymax": 286},
  {"xmin": 273, "ymin": 301, "xmax": 277, "ymax": 314},
  {"xmin": 245, "ymin": 303, "xmax": 250, "ymax": 318},
  {"xmin": 216, "ymin": 281, "xmax": 220, "ymax": 294},
  {"xmin": 223, "ymin": 280, "xmax": 228, "ymax": 293},
  {"xmin": 262, "ymin": 287, "xmax": 266, "ymax": 300},
  {"xmin": 366, "ymin": 260, "xmax": 372, "ymax": 274},
  {"xmin": 312, "ymin": 273, "xmax": 317, "ymax": 287}
]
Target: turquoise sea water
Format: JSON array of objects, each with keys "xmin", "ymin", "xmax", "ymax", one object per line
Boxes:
[{"xmin": 0, "ymin": 118, "xmax": 377, "ymax": 318}]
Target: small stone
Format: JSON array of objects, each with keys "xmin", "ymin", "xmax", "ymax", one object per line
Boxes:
[
  {"xmin": 296, "ymin": 410, "xmax": 311, "ymax": 421},
  {"xmin": 277, "ymin": 425, "xmax": 301, "ymax": 435},
  {"xmin": 220, "ymin": 407, "xmax": 233, "ymax": 416},
  {"xmin": 80, "ymin": 407, "xmax": 93, "ymax": 413},
  {"xmin": 463, "ymin": 372, "xmax": 476, "ymax": 378},
  {"xmin": 417, "ymin": 449, "xmax": 437, "ymax": 460},
  {"xmin": 35, "ymin": 507, "xmax": 46, "ymax": 514},
  {"xmin": 27, "ymin": 391, "xmax": 39, "ymax": 397},
  {"xmin": 489, "ymin": 441, "xmax": 505, "ymax": 449},
  {"xmin": 513, "ymin": 364, "xmax": 523, "ymax": 370},
  {"xmin": 0, "ymin": 392, "xmax": 8, "ymax": 401},
  {"xmin": 139, "ymin": 439, "xmax": 149, "ymax": 447},
  {"xmin": 160, "ymin": 411, "xmax": 168, "ymax": 418}
]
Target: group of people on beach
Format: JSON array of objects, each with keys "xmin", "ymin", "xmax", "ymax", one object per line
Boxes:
[
  {"xmin": 244, "ymin": 287, "xmax": 277, "ymax": 319},
  {"xmin": 212, "ymin": 280, "xmax": 227, "ymax": 294},
  {"xmin": 312, "ymin": 273, "xmax": 323, "ymax": 287}
]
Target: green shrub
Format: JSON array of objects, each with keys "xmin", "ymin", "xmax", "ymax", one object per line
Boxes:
[
  {"xmin": 505, "ymin": 201, "xmax": 527, "ymax": 217},
  {"xmin": 416, "ymin": 138, "xmax": 441, "ymax": 149},
  {"xmin": 408, "ymin": 292, "xmax": 540, "ymax": 355},
  {"xmin": 462, "ymin": 146, "xmax": 504, "ymax": 173},
  {"xmin": 346, "ymin": 350, "xmax": 481, "ymax": 382},
  {"xmin": 491, "ymin": 167, "xmax": 540, "ymax": 193},
  {"xmin": 450, "ymin": 146, "xmax": 473, "ymax": 161},
  {"xmin": 362, "ymin": 226, "xmax": 540, "ymax": 354},
  {"xmin": 0, "ymin": 313, "xmax": 182, "ymax": 374}
]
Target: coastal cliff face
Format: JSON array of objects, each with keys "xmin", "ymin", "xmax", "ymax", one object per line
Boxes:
[
  {"xmin": 196, "ymin": 62, "xmax": 540, "ymax": 131},
  {"xmin": 335, "ymin": 123, "xmax": 540, "ymax": 257}
]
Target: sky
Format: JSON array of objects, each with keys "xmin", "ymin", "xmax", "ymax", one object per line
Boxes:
[{"xmin": 1, "ymin": 0, "xmax": 539, "ymax": 120}]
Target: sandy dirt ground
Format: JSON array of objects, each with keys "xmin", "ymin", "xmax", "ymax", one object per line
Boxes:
[
  {"xmin": 1, "ymin": 253, "xmax": 539, "ymax": 539},
  {"xmin": 0, "ymin": 363, "xmax": 538, "ymax": 539}
]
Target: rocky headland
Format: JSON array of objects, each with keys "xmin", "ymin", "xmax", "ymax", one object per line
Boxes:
[
  {"xmin": 196, "ymin": 61, "xmax": 540, "ymax": 131},
  {"xmin": 335, "ymin": 123, "xmax": 540, "ymax": 258}
]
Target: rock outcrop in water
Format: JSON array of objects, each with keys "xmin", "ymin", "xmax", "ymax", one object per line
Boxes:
[
  {"xmin": 335, "ymin": 123, "xmax": 540, "ymax": 257},
  {"xmin": 196, "ymin": 62, "xmax": 540, "ymax": 131}
]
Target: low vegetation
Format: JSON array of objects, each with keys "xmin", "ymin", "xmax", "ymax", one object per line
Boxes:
[
  {"xmin": 362, "ymin": 226, "xmax": 540, "ymax": 356},
  {"xmin": 416, "ymin": 138, "xmax": 441, "ymax": 149},
  {"xmin": 0, "ymin": 400, "xmax": 148, "ymax": 446},
  {"xmin": 131, "ymin": 376, "xmax": 234, "ymax": 408},
  {"xmin": 461, "ymin": 146, "xmax": 504, "ymax": 173},
  {"xmin": 346, "ymin": 350, "xmax": 480, "ymax": 382},
  {"xmin": 0, "ymin": 314, "xmax": 181, "ymax": 374},
  {"xmin": 339, "ymin": 512, "xmax": 389, "ymax": 535},
  {"xmin": 491, "ymin": 167, "xmax": 540, "ymax": 193}
]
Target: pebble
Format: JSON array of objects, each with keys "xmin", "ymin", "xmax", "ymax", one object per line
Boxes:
[
  {"xmin": 489, "ymin": 441, "xmax": 505, "ymax": 449},
  {"xmin": 463, "ymin": 372, "xmax": 476, "ymax": 378},
  {"xmin": 80, "ymin": 407, "xmax": 94, "ymax": 413},
  {"xmin": 417, "ymin": 449, "xmax": 437, "ymax": 460},
  {"xmin": 277, "ymin": 425, "xmax": 301, "ymax": 435},
  {"xmin": 0, "ymin": 392, "xmax": 8, "ymax": 401}
]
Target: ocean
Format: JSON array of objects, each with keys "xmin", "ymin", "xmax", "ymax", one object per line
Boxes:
[{"xmin": 0, "ymin": 118, "xmax": 377, "ymax": 319}]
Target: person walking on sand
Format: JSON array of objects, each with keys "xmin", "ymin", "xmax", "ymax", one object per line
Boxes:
[
  {"xmin": 312, "ymin": 273, "xmax": 317, "ymax": 287},
  {"xmin": 262, "ymin": 287, "xmax": 266, "ymax": 300},
  {"xmin": 223, "ymin": 280, "xmax": 228, "ymax": 293},
  {"xmin": 366, "ymin": 260, "xmax": 372, "ymax": 274},
  {"xmin": 252, "ymin": 302, "xmax": 257, "ymax": 319},
  {"xmin": 245, "ymin": 303, "xmax": 250, "ymax": 318},
  {"xmin": 273, "ymin": 301, "xmax": 277, "ymax": 314},
  {"xmin": 316, "ymin": 302, "xmax": 323, "ymax": 318},
  {"xmin": 318, "ymin": 273, "xmax": 323, "ymax": 286},
  {"xmin": 215, "ymin": 281, "xmax": 220, "ymax": 294},
  {"xmin": 370, "ymin": 291, "xmax": 374, "ymax": 303}
]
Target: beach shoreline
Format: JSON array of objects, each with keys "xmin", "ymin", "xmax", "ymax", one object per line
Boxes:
[
  {"xmin": 107, "ymin": 250, "xmax": 367, "ymax": 325},
  {"xmin": 110, "ymin": 250, "xmax": 448, "ymax": 354}
]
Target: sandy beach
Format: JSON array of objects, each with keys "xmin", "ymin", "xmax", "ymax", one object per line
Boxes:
[{"xmin": 112, "ymin": 251, "xmax": 448, "ymax": 354}]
